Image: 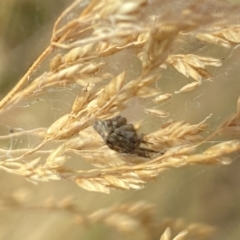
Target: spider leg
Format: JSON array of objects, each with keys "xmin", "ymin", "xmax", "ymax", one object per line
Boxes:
[{"xmin": 135, "ymin": 147, "xmax": 161, "ymax": 158}]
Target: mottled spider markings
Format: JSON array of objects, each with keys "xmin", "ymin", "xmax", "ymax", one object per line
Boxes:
[{"xmin": 93, "ymin": 115, "xmax": 157, "ymax": 157}]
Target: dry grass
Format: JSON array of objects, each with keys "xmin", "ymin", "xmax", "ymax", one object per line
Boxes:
[{"xmin": 1, "ymin": 0, "xmax": 240, "ymax": 239}]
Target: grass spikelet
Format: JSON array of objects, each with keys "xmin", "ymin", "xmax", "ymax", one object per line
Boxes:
[
  {"xmin": 166, "ymin": 54, "xmax": 222, "ymax": 82},
  {"xmin": 175, "ymin": 82, "xmax": 201, "ymax": 94},
  {"xmin": 144, "ymin": 108, "xmax": 170, "ymax": 118},
  {"xmin": 153, "ymin": 93, "xmax": 172, "ymax": 103},
  {"xmin": 197, "ymin": 25, "xmax": 240, "ymax": 47},
  {"xmin": 160, "ymin": 227, "xmax": 171, "ymax": 240},
  {"xmin": 97, "ymin": 71, "xmax": 126, "ymax": 108}
]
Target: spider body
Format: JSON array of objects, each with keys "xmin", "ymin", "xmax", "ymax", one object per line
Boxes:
[
  {"xmin": 93, "ymin": 115, "xmax": 156, "ymax": 157},
  {"xmin": 106, "ymin": 124, "xmax": 142, "ymax": 153}
]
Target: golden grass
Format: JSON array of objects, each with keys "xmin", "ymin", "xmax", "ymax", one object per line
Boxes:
[{"xmin": 1, "ymin": 0, "xmax": 240, "ymax": 239}]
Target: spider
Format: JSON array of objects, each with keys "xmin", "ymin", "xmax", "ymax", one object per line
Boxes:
[{"xmin": 93, "ymin": 115, "xmax": 156, "ymax": 157}]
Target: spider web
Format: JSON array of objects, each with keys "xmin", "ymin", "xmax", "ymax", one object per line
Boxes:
[{"xmin": 1, "ymin": 1, "xmax": 240, "ymax": 239}]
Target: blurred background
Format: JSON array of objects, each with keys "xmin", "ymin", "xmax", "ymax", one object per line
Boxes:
[
  {"xmin": 0, "ymin": 0, "xmax": 69, "ymax": 95},
  {"xmin": 0, "ymin": 0, "xmax": 240, "ymax": 240}
]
